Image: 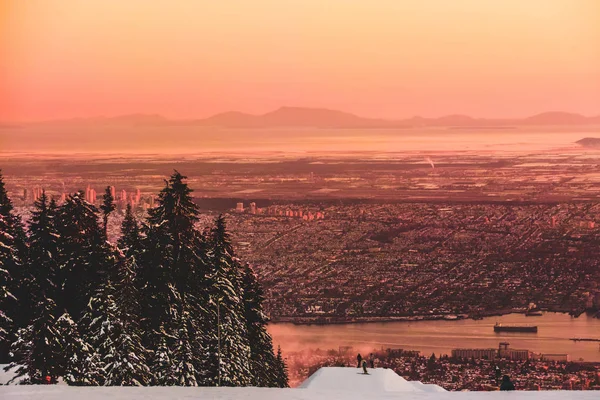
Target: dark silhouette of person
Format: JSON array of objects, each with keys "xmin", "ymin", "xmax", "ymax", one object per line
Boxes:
[
  {"xmin": 357, "ymin": 353, "xmax": 362, "ymax": 368},
  {"xmin": 369, "ymin": 353, "xmax": 375, "ymax": 368},
  {"xmin": 500, "ymin": 375, "xmax": 515, "ymax": 391}
]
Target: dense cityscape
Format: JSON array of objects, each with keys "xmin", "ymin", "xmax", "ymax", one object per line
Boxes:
[
  {"xmin": 226, "ymin": 202, "xmax": 600, "ymax": 322},
  {"xmin": 285, "ymin": 345, "xmax": 600, "ymax": 390}
]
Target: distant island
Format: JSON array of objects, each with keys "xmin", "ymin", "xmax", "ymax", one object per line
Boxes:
[
  {"xmin": 576, "ymin": 138, "xmax": 600, "ymax": 148},
  {"xmin": 5, "ymin": 108, "xmax": 600, "ymax": 129}
]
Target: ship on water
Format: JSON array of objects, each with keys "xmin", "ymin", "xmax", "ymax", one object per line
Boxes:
[{"xmin": 494, "ymin": 323, "xmax": 538, "ymax": 333}]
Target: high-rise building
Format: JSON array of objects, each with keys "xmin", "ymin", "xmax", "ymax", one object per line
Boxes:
[
  {"xmin": 22, "ymin": 188, "xmax": 28, "ymax": 201},
  {"xmin": 110, "ymin": 185, "xmax": 116, "ymax": 199},
  {"xmin": 249, "ymin": 202, "xmax": 256, "ymax": 214},
  {"xmin": 135, "ymin": 189, "xmax": 141, "ymax": 204},
  {"xmin": 236, "ymin": 202, "xmax": 244, "ymax": 212},
  {"xmin": 551, "ymin": 216, "xmax": 557, "ymax": 228},
  {"xmin": 121, "ymin": 189, "xmax": 127, "ymax": 202},
  {"xmin": 32, "ymin": 187, "xmax": 41, "ymax": 202}
]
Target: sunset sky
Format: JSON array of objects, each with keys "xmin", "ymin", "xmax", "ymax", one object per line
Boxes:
[{"xmin": 1, "ymin": 0, "xmax": 599, "ymax": 121}]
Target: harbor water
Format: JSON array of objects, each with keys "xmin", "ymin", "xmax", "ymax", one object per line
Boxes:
[{"xmin": 268, "ymin": 312, "xmax": 600, "ymax": 361}]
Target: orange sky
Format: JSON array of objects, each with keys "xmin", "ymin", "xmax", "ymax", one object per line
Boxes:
[{"xmin": 1, "ymin": 0, "xmax": 599, "ymax": 121}]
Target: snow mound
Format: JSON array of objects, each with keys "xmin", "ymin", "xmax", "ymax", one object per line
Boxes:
[
  {"xmin": 299, "ymin": 367, "xmax": 442, "ymax": 392},
  {"xmin": 410, "ymin": 380, "xmax": 448, "ymax": 392},
  {"xmin": 0, "ymin": 365, "xmax": 22, "ymax": 385}
]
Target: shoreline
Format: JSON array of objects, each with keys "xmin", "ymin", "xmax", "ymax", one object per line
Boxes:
[{"xmin": 270, "ymin": 308, "xmax": 597, "ymax": 326}]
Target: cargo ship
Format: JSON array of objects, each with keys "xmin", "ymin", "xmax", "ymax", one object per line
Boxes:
[{"xmin": 494, "ymin": 323, "xmax": 538, "ymax": 333}]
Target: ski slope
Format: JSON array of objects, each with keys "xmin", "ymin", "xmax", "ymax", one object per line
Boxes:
[
  {"xmin": 299, "ymin": 366, "xmax": 445, "ymax": 392},
  {"xmin": 2, "ymin": 367, "xmax": 598, "ymax": 399}
]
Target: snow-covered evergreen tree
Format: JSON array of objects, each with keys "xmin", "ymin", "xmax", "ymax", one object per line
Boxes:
[
  {"xmin": 0, "ymin": 214, "xmax": 16, "ymax": 354},
  {"xmin": 100, "ymin": 186, "xmax": 116, "ymax": 239},
  {"xmin": 55, "ymin": 192, "xmax": 114, "ymax": 319},
  {"xmin": 118, "ymin": 203, "xmax": 142, "ymax": 261},
  {"xmin": 202, "ymin": 215, "xmax": 252, "ymax": 386},
  {"xmin": 55, "ymin": 312, "xmax": 102, "ymax": 386},
  {"xmin": 138, "ymin": 171, "xmax": 209, "ymax": 359},
  {"xmin": 0, "ymin": 171, "xmax": 27, "ymax": 362},
  {"xmin": 274, "ymin": 346, "xmax": 289, "ymax": 388},
  {"xmin": 241, "ymin": 263, "xmax": 279, "ymax": 387},
  {"xmin": 171, "ymin": 311, "xmax": 198, "ymax": 386},
  {"xmin": 25, "ymin": 192, "xmax": 60, "ymax": 317},
  {"xmin": 150, "ymin": 327, "xmax": 176, "ymax": 386},
  {"xmin": 82, "ymin": 281, "xmax": 151, "ymax": 386},
  {"xmin": 7, "ymin": 297, "xmax": 62, "ymax": 384}
]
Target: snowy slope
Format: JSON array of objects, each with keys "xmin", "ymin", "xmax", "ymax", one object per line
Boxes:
[
  {"xmin": 299, "ymin": 367, "xmax": 429, "ymax": 392},
  {"xmin": 2, "ymin": 367, "xmax": 597, "ymax": 399},
  {"xmin": 1, "ymin": 385, "xmax": 598, "ymax": 400}
]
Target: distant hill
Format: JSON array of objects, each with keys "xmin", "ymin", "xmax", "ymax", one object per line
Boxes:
[
  {"xmin": 576, "ymin": 137, "xmax": 600, "ymax": 148},
  {"xmin": 195, "ymin": 107, "xmax": 408, "ymax": 128},
  {"xmin": 524, "ymin": 112, "xmax": 592, "ymax": 125},
  {"xmin": 7, "ymin": 108, "xmax": 600, "ymax": 129}
]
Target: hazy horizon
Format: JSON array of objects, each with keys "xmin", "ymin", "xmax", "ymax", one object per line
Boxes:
[{"xmin": 2, "ymin": 0, "xmax": 599, "ymax": 122}]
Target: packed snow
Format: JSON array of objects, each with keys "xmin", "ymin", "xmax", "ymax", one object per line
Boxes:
[
  {"xmin": 2, "ymin": 367, "xmax": 598, "ymax": 399},
  {"xmin": 299, "ymin": 366, "xmax": 443, "ymax": 392}
]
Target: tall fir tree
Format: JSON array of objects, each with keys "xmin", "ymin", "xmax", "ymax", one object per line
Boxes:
[
  {"xmin": 7, "ymin": 297, "xmax": 62, "ymax": 384},
  {"xmin": 0, "ymin": 170, "xmax": 27, "ymax": 362},
  {"xmin": 274, "ymin": 346, "xmax": 289, "ymax": 388},
  {"xmin": 82, "ymin": 281, "xmax": 151, "ymax": 386},
  {"xmin": 118, "ymin": 203, "xmax": 142, "ymax": 260},
  {"xmin": 55, "ymin": 192, "xmax": 114, "ymax": 319},
  {"xmin": 25, "ymin": 191, "xmax": 60, "ymax": 317},
  {"xmin": 241, "ymin": 263, "xmax": 279, "ymax": 387},
  {"xmin": 138, "ymin": 171, "xmax": 209, "ymax": 355},
  {"xmin": 55, "ymin": 312, "xmax": 102, "ymax": 386},
  {"xmin": 201, "ymin": 215, "xmax": 252, "ymax": 386},
  {"xmin": 150, "ymin": 327, "xmax": 176, "ymax": 386},
  {"xmin": 100, "ymin": 186, "xmax": 116, "ymax": 239},
  {"xmin": 171, "ymin": 311, "xmax": 198, "ymax": 386},
  {"xmin": 0, "ymin": 213, "xmax": 16, "ymax": 357}
]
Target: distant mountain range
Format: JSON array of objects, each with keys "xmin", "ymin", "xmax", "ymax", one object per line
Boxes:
[
  {"xmin": 9, "ymin": 107, "xmax": 600, "ymax": 129},
  {"xmin": 576, "ymin": 138, "xmax": 600, "ymax": 148}
]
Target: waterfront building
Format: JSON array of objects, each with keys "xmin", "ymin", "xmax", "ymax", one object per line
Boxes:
[
  {"xmin": 541, "ymin": 354, "xmax": 570, "ymax": 362},
  {"xmin": 451, "ymin": 348, "xmax": 497, "ymax": 360}
]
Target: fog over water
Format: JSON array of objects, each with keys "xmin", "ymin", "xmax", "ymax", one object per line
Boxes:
[
  {"xmin": 2, "ymin": 126, "xmax": 600, "ymax": 154},
  {"xmin": 268, "ymin": 313, "xmax": 600, "ymax": 362}
]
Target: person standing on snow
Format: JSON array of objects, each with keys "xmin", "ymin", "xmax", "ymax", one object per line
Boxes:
[
  {"xmin": 357, "ymin": 353, "xmax": 362, "ymax": 368},
  {"xmin": 362, "ymin": 358, "xmax": 369, "ymax": 374},
  {"xmin": 369, "ymin": 353, "xmax": 375, "ymax": 369}
]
